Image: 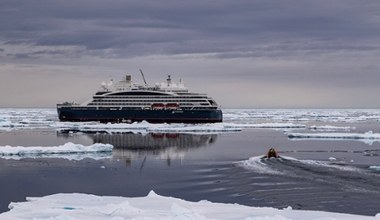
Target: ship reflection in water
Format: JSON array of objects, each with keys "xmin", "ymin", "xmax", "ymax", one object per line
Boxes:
[
  {"xmin": 95, "ymin": 132, "xmax": 217, "ymax": 167},
  {"xmin": 57, "ymin": 131, "xmax": 218, "ymax": 167}
]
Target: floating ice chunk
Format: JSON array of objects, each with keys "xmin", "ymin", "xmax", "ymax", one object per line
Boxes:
[
  {"xmin": 0, "ymin": 192, "xmax": 376, "ymax": 220},
  {"xmin": 0, "ymin": 142, "xmax": 113, "ymax": 160},
  {"xmin": 288, "ymin": 131, "xmax": 380, "ymax": 145},
  {"xmin": 328, "ymin": 157, "xmax": 337, "ymax": 161}
]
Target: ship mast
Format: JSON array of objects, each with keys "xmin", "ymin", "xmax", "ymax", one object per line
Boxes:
[{"xmin": 139, "ymin": 69, "xmax": 148, "ymax": 86}]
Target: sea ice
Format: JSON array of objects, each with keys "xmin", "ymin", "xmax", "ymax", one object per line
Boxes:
[{"xmin": 0, "ymin": 191, "xmax": 377, "ymax": 220}]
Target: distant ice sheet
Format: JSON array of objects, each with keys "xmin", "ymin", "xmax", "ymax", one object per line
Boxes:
[
  {"xmin": 0, "ymin": 108, "xmax": 57, "ymax": 130},
  {"xmin": 1, "ymin": 191, "xmax": 377, "ymax": 220},
  {"xmin": 223, "ymin": 109, "xmax": 380, "ymax": 123},
  {"xmin": 0, "ymin": 142, "xmax": 113, "ymax": 160},
  {"xmin": 288, "ymin": 131, "xmax": 380, "ymax": 145}
]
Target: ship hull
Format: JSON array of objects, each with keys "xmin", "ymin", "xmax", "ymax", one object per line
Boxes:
[{"xmin": 57, "ymin": 106, "xmax": 223, "ymax": 123}]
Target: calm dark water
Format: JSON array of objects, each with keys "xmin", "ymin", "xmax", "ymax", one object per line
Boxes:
[{"xmin": 1, "ymin": 109, "xmax": 380, "ymax": 216}]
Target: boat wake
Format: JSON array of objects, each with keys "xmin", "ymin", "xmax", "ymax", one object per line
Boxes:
[{"xmin": 237, "ymin": 156, "xmax": 380, "ymax": 194}]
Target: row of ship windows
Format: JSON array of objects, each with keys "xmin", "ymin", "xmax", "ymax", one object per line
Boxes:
[
  {"xmin": 92, "ymin": 99, "xmax": 210, "ymax": 103},
  {"xmin": 81, "ymin": 106, "xmax": 216, "ymax": 110},
  {"xmin": 94, "ymin": 96, "xmax": 208, "ymax": 99},
  {"xmin": 88, "ymin": 103, "xmax": 209, "ymax": 106}
]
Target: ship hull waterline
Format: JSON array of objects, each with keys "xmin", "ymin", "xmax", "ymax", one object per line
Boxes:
[{"xmin": 57, "ymin": 107, "xmax": 223, "ymax": 123}]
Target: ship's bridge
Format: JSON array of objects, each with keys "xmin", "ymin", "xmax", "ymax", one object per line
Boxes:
[{"xmin": 97, "ymin": 74, "xmax": 189, "ymax": 94}]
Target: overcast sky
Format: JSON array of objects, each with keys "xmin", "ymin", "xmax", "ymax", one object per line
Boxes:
[{"xmin": 1, "ymin": 0, "xmax": 380, "ymax": 108}]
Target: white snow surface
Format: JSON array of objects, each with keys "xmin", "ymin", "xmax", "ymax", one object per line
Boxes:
[
  {"xmin": 1, "ymin": 191, "xmax": 378, "ymax": 220},
  {"xmin": 288, "ymin": 131, "xmax": 380, "ymax": 145},
  {"xmin": 0, "ymin": 142, "xmax": 113, "ymax": 160}
]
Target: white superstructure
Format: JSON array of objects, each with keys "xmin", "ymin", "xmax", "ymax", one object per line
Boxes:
[{"xmin": 85, "ymin": 75, "xmax": 219, "ymax": 111}]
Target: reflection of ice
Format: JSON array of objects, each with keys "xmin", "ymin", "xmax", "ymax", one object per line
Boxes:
[
  {"xmin": 288, "ymin": 131, "xmax": 380, "ymax": 145},
  {"xmin": 0, "ymin": 142, "xmax": 113, "ymax": 160},
  {"xmin": 1, "ymin": 191, "xmax": 372, "ymax": 220}
]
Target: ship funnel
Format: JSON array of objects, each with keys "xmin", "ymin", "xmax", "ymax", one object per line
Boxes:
[
  {"xmin": 167, "ymin": 75, "xmax": 171, "ymax": 86},
  {"xmin": 125, "ymin": 75, "xmax": 131, "ymax": 82}
]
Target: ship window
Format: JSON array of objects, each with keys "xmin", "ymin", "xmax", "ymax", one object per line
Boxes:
[{"xmin": 108, "ymin": 91, "xmax": 170, "ymax": 96}]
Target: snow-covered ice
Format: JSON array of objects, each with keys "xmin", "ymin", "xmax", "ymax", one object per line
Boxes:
[
  {"xmin": 0, "ymin": 142, "xmax": 113, "ymax": 160},
  {"xmin": 0, "ymin": 191, "xmax": 378, "ymax": 220},
  {"xmin": 288, "ymin": 131, "xmax": 380, "ymax": 145}
]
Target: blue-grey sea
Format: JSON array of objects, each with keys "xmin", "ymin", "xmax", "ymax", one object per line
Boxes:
[{"xmin": 0, "ymin": 109, "xmax": 380, "ymax": 216}]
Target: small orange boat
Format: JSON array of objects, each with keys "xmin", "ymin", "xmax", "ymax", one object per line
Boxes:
[{"xmin": 265, "ymin": 147, "xmax": 279, "ymax": 158}]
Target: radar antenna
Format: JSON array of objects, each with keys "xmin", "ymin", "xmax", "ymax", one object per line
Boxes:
[{"xmin": 139, "ymin": 69, "xmax": 148, "ymax": 86}]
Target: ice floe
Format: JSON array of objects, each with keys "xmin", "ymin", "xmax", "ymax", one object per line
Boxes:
[
  {"xmin": 309, "ymin": 125, "xmax": 353, "ymax": 132},
  {"xmin": 0, "ymin": 142, "xmax": 113, "ymax": 160},
  {"xmin": 288, "ymin": 131, "xmax": 380, "ymax": 145},
  {"xmin": 0, "ymin": 191, "xmax": 377, "ymax": 220}
]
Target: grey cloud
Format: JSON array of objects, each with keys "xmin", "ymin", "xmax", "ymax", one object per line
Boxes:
[
  {"xmin": 2, "ymin": 0, "xmax": 380, "ymax": 108},
  {"xmin": 1, "ymin": 0, "xmax": 380, "ymax": 58}
]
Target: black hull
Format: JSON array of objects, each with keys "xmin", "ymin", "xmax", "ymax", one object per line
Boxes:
[{"xmin": 57, "ymin": 107, "xmax": 223, "ymax": 123}]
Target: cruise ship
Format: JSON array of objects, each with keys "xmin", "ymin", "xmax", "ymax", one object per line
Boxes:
[{"xmin": 57, "ymin": 74, "xmax": 223, "ymax": 123}]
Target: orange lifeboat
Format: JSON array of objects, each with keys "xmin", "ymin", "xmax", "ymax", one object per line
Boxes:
[
  {"xmin": 165, "ymin": 103, "xmax": 180, "ymax": 110},
  {"xmin": 151, "ymin": 103, "xmax": 165, "ymax": 110}
]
